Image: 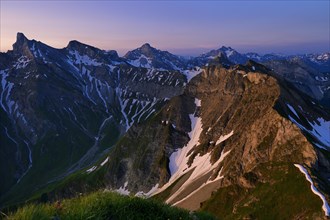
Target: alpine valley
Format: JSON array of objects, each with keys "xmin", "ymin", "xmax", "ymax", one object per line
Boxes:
[{"xmin": 1, "ymin": 33, "xmax": 330, "ymax": 219}]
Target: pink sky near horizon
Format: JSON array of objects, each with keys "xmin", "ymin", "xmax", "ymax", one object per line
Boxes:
[{"xmin": 1, "ymin": 1, "xmax": 329, "ymax": 56}]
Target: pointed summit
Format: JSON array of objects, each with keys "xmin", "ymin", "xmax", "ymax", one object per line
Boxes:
[
  {"xmin": 13, "ymin": 32, "xmax": 29, "ymax": 51},
  {"xmin": 12, "ymin": 32, "xmax": 35, "ymax": 58},
  {"xmin": 66, "ymin": 40, "xmax": 120, "ymax": 64},
  {"xmin": 219, "ymin": 46, "xmax": 230, "ymax": 51},
  {"xmin": 16, "ymin": 32, "xmax": 28, "ymax": 42},
  {"xmin": 66, "ymin": 40, "xmax": 103, "ymax": 58},
  {"xmin": 66, "ymin": 40, "xmax": 98, "ymax": 52},
  {"xmin": 138, "ymin": 43, "xmax": 157, "ymax": 57},
  {"xmin": 193, "ymin": 46, "xmax": 248, "ymax": 66},
  {"xmin": 141, "ymin": 43, "xmax": 152, "ymax": 49},
  {"xmin": 124, "ymin": 43, "xmax": 186, "ymax": 70},
  {"xmin": 208, "ymin": 51, "xmax": 233, "ymax": 67}
]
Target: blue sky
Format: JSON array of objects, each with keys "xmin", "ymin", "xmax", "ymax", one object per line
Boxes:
[{"xmin": 1, "ymin": 1, "xmax": 329, "ymax": 55}]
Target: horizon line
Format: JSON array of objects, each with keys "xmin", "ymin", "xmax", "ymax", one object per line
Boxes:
[{"xmin": 1, "ymin": 32, "xmax": 329, "ymax": 57}]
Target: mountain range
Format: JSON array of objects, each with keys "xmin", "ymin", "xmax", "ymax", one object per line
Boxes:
[{"xmin": 1, "ymin": 33, "xmax": 329, "ymax": 219}]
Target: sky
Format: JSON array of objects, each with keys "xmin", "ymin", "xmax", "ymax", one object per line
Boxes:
[{"xmin": 0, "ymin": 1, "xmax": 329, "ymax": 56}]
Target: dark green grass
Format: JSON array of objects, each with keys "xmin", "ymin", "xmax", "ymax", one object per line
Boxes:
[
  {"xmin": 8, "ymin": 191, "xmax": 216, "ymax": 220},
  {"xmin": 201, "ymin": 162, "xmax": 324, "ymax": 220}
]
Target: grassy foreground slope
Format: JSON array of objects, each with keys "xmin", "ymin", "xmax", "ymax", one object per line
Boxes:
[
  {"xmin": 7, "ymin": 191, "xmax": 215, "ymax": 220},
  {"xmin": 200, "ymin": 162, "xmax": 325, "ymax": 219}
]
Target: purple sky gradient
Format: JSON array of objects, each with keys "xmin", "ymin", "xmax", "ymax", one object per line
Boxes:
[{"xmin": 1, "ymin": 1, "xmax": 329, "ymax": 56}]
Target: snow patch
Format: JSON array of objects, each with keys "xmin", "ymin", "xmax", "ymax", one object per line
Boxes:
[
  {"xmin": 14, "ymin": 56, "xmax": 30, "ymax": 69},
  {"xmin": 128, "ymin": 54, "xmax": 152, "ymax": 69},
  {"xmin": 172, "ymin": 167, "xmax": 225, "ymax": 207},
  {"xmin": 100, "ymin": 157, "xmax": 109, "ymax": 166},
  {"xmin": 183, "ymin": 67, "xmax": 203, "ymax": 82},
  {"xmin": 195, "ymin": 98, "xmax": 201, "ymax": 107},
  {"xmin": 225, "ymin": 49, "xmax": 234, "ymax": 58},
  {"xmin": 308, "ymin": 118, "xmax": 330, "ymax": 147},
  {"xmin": 69, "ymin": 50, "xmax": 102, "ymax": 66},
  {"xmin": 116, "ymin": 88, "xmax": 130, "ymax": 131},
  {"xmin": 286, "ymin": 104, "xmax": 299, "ymax": 118},
  {"xmin": 108, "ymin": 64, "xmax": 116, "ymax": 72},
  {"xmin": 216, "ymin": 130, "xmax": 234, "ymax": 145},
  {"xmin": 116, "ymin": 182, "xmax": 130, "ymax": 195},
  {"xmin": 287, "ymin": 107, "xmax": 330, "ymax": 150},
  {"xmin": 315, "ymin": 76, "xmax": 328, "ymax": 82},
  {"xmin": 154, "ymin": 97, "xmax": 231, "ymax": 203},
  {"xmin": 0, "ymin": 70, "xmax": 15, "ymax": 115},
  {"xmin": 135, "ymin": 184, "xmax": 159, "ymax": 197},
  {"xmin": 86, "ymin": 166, "xmax": 97, "ymax": 173},
  {"xmin": 316, "ymin": 53, "xmax": 329, "ymax": 61},
  {"xmin": 294, "ymin": 164, "xmax": 330, "ymax": 216},
  {"xmin": 168, "ymin": 99, "xmax": 203, "ymax": 176},
  {"xmin": 166, "ymin": 149, "xmax": 231, "ymax": 204}
]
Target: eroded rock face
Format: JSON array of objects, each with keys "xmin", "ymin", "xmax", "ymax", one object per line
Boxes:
[
  {"xmin": 98, "ymin": 64, "xmax": 325, "ymax": 217},
  {"xmin": 246, "ymin": 72, "xmax": 268, "ymax": 84},
  {"xmin": 167, "ymin": 66, "xmax": 328, "ymax": 218},
  {"xmin": 186, "ymin": 65, "xmax": 317, "ymax": 180},
  {"xmin": 0, "ymin": 33, "xmax": 187, "ymax": 204}
]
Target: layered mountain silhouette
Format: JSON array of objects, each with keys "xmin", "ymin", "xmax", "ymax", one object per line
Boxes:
[{"xmin": 0, "ymin": 33, "xmax": 329, "ymax": 218}]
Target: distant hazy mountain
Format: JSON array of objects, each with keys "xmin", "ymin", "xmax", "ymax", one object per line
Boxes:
[
  {"xmin": 190, "ymin": 46, "xmax": 330, "ymax": 104},
  {"xmin": 124, "ymin": 43, "xmax": 187, "ymax": 70}
]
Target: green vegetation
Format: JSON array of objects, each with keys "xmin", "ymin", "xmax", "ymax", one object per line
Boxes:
[
  {"xmin": 1, "ymin": 104, "xmax": 121, "ymax": 207},
  {"xmin": 0, "ymin": 109, "xmax": 18, "ymax": 197},
  {"xmin": 201, "ymin": 162, "xmax": 324, "ymax": 219},
  {"xmin": 1, "ymin": 151, "xmax": 112, "ymax": 211},
  {"xmin": 8, "ymin": 191, "xmax": 216, "ymax": 220}
]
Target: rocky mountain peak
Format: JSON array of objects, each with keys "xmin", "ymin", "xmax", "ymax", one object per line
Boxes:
[
  {"xmin": 134, "ymin": 43, "xmax": 157, "ymax": 57},
  {"xmin": 16, "ymin": 32, "xmax": 28, "ymax": 44},
  {"xmin": 208, "ymin": 51, "xmax": 233, "ymax": 67},
  {"xmin": 66, "ymin": 40, "xmax": 99, "ymax": 53},
  {"xmin": 124, "ymin": 43, "xmax": 185, "ymax": 70},
  {"xmin": 140, "ymin": 43, "xmax": 152, "ymax": 50},
  {"xmin": 12, "ymin": 32, "xmax": 33, "ymax": 58},
  {"xmin": 217, "ymin": 51, "xmax": 226, "ymax": 57},
  {"xmin": 66, "ymin": 40, "xmax": 120, "ymax": 63},
  {"xmin": 219, "ymin": 46, "xmax": 232, "ymax": 51},
  {"xmin": 105, "ymin": 50, "xmax": 120, "ymax": 59},
  {"xmin": 123, "ymin": 43, "xmax": 154, "ymax": 56}
]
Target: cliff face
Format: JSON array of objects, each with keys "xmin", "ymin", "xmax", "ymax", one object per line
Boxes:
[
  {"xmin": 86, "ymin": 64, "xmax": 327, "ymax": 218},
  {"xmin": 0, "ymin": 34, "xmax": 186, "ymax": 205}
]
